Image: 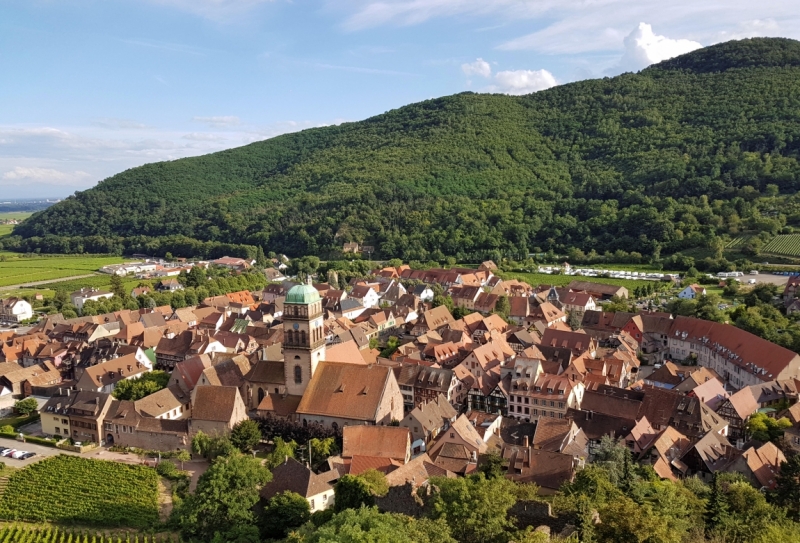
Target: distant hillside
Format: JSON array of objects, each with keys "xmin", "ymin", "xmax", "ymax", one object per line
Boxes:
[{"xmin": 11, "ymin": 37, "xmax": 800, "ymax": 262}]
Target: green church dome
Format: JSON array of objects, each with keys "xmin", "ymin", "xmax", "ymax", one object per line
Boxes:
[{"xmin": 286, "ymin": 283, "xmax": 321, "ymax": 305}]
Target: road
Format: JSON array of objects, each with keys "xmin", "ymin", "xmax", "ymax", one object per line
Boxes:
[{"xmin": 0, "ymin": 273, "xmax": 98, "ymax": 291}]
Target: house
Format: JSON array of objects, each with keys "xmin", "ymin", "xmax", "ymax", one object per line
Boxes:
[
  {"xmin": 295, "ymin": 362, "xmax": 404, "ymax": 428},
  {"xmin": 40, "ymin": 390, "xmax": 115, "ymax": 443},
  {"xmin": 134, "ymin": 386, "xmax": 190, "ymax": 420},
  {"xmin": 342, "ymin": 425, "xmax": 412, "ymax": 468},
  {"xmin": 678, "ymin": 284, "xmax": 706, "ymax": 300},
  {"xmin": 500, "ymin": 443, "xmax": 579, "ymax": 495},
  {"xmin": 400, "ymin": 394, "xmax": 458, "ymax": 454},
  {"xmin": 260, "ymin": 457, "xmax": 338, "ymax": 513},
  {"xmin": 667, "ymin": 316, "xmax": 800, "ymax": 389},
  {"xmin": 342, "ymin": 242, "xmax": 360, "ymax": 254},
  {"xmin": 783, "ymin": 275, "xmax": 800, "ymax": 307},
  {"xmin": 394, "ymin": 365, "xmax": 458, "ymax": 410},
  {"xmin": 558, "ymin": 292, "xmax": 597, "ymax": 319},
  {"xmin": 70, "ymin": 288, "xmax": 114, "ymax": 311},
  {"xmin": 727, "ymin": 442, "xmax": 785, "ymax": 490},
  {"xmin": 210, "ymin": 256, "xmax": 253, "ymax": 271},
  {"xmin": 349, "ymin": 285, "xmax": 381, "ymax": 309},
  {"xmin": 189, "ymin": 385, "xmax": 248, "ymax": 436},
  {"xmin": 104, "ymin": 399, "xmax": 190, "ymax": 450},
  {"xmin": 0, "ymin": 298, "xmax": 33, "ymax": 324},
  {"xmin": 411, "ymin": 306, "xmax": 455, "ymax": 337},
  {"xmin": 506, "ymin": 374, "xmax": 585, "ymax": 423},
  {"xmin": 427, "ymin": 414, "xmax": 487, "ymax": 474},
  {"xmin": 566, "ymin": 280, "xmax": 628, "ymax": 300},
  {"xmin": 264, "ymin": 268, "xmax": 287, "ymax": 282},
  {"xmin": 157, "ymin": 279, "xmax": 184, "ymax": 292},
  {"xmin": 75, "ymin": 350, "xmax": 153, "ymax": 393},
  {"xmin": 716, "ymin": 388, "xmax": 759, "ymax": 439}
]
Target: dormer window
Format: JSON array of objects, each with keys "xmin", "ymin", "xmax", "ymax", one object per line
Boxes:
[{"xmin": 547, "ymin": 388, "xmax": 553, "ymax": 393}]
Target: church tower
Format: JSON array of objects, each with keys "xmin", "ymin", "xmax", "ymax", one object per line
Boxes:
[{"xmin": 283, "ymin": 278, "xmax": 326, "ymax": 396}]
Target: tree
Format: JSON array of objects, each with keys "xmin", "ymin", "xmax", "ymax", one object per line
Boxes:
[
  {"xmin": 772, "ymin": 454, "xmax": 800, "ymax": 520},
  {"xmin": 477, "ymin": 452, "xmax": 507, "ymax": 479},
  {"xmin": 567, "ymin": 311, "xmax": 582, "ymax": 330},
  {"xmin": 291, "ymin": 507, "xmax": 455, "ymax": 543},
  {"xmin": 334, "ymin": 475, "xmax": 375, "ymax": 511},
  {"xmin": 380, "ymin": 336, "xmax": 401, "ymax": 358},
  {"xmin": 179, "ymin": 453, "xmax": 272, "ymax": 540},
  {"xmin": 191, "ymin": 431, "xmax": 238, "ymax": 460},
  {"xmin": 230, "ymin": 420, "xmax": 262, "ymax": 453},
  {"xmin": 53, "ymin": 289, "xmax": 69, "ymax": 310},
  {"xmin": 176, "ymin": 449, "xmax": 191, "ymax": 470},
  {"xmin": 747, "ymin": 412, "xmax": 792, "ymax": 442},
  {"xmin": 358, "ymin": 469, "xmax": 389, "ymax": 497},
  {"xmin": 427, "ymin": 474, "xmax": 517, "ymax": 543},
  {"xmin": 309, "ymin": 437, "xmax": 338, "ymax": 469},
  {"xmin": 369, "ymin": 337, "xmax": 379, "ymax": 350},
  {"xmin": 261, "ymin": 490, "xmax": 311, "ymax": 539},
  {"xmin": 111, "ymin": 371, "xmax": 170, "ymax": 401},
  {"xmin": 265, "ymin": 437, "xmax": 298, "ymax": 469},
  {"xmin": 494, "ymin": 296, "xmax": 510, "ymax": 317},
  {"xmin": 14, "ymin": 397, "xmax": 38, "ymax": 416},
  {"xmin": 110, "ymin": 274, "xmax": 126, "ymax": 298}
]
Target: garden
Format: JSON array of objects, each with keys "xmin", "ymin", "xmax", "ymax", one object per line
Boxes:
[{"xmin": 0, "ymin": 456, "xmax": 159, "ymax": 528}]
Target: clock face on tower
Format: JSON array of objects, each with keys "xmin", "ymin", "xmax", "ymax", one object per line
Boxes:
[{"xmin": 293, "ymin": 323, "xmax": 299, "ymax": 330}]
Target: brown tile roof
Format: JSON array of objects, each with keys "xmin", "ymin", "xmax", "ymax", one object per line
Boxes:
[
  {"xmin": 259, "ymin": 457, "xmax": 335, "ymax": 501},
  {"xmin": 296, "ymin": 362, "xmax": 395, "ymax": 422},
  {"xmin": 502, "ymin": 445, "xmax": 576, "ymax": 489},
  {"xmin": 725, "ymin": 388, "xmax": 759, "ymax": 419},
  {"xmin": 327, "ymin": 340, "xmax": 369, "ymax": 365},
  {"xmin": 342, "ymin": 426, "xmax": 409, "ymax": 461},
  {"xmin": 256, "ymin": 393, "xmax": 303, "ymax": 417},
  {"xmin": 80, "ymin": 353, "xmax": 147, "ymax": 389},
  {"xmin": 742, "ymin": 442, "xmax": 785, "ymax": 489},
  {"xmin": 134, "ymin": 386, "xmax": 188, "ymax": 418},
  {"xmin": 421, "ymin": 306, "xmax": 455, "ymax": 331},
  {"xmin": 201, "ymin": 354, "xmax": 251, "ymax": 388},
  {"xmin": 245, "ymin": 360, "xmax": 285, "ymax": 385},
  {"xmin": 669, "ymin": 316, "xmax": 800, "ymax": 381},
  {"xmin": 531, "ymin": 417, "xmax": 573, "ymax": 451},
  {"xmin": 191, "ymin": 386, "xmax": 241, "ymax": 422}
]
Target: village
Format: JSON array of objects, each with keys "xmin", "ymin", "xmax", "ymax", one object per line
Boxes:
[{"xmin": 0, "ymin": 254, "xmax": 799, "ymax": 519}]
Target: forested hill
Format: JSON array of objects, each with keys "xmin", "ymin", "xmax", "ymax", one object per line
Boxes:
[{"xmin": 11, "ymin": 37, "xmax": 800, "ymax": 261}]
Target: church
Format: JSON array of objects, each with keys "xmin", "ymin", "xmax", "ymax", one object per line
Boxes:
[{"xmin": 250, "ymin": 280, "xmax": 404, "ymax": 429}]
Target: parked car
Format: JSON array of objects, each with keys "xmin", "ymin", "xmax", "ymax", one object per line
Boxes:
[
  {"xmin": 11, "ymin": 450, "xmax": 28, "ymax": 459},
  {"xmin": 0, "ymin": 448, "xmax": 10, "ymax": 456},
  {"xmin": 1, "ymin": 449, "xmax": 17, "ymax": 457},
  {"xmin": 20, "ymin": 452, "xmax": 36, "ymax": 460}
]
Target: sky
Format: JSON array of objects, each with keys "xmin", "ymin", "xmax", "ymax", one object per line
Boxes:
[{"xmin": 1, "ymin": 0, "xmax": 798, "ymax": 198}]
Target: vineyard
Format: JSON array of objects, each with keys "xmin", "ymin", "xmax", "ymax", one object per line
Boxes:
[
  {"xmin": 0, "ymin": 525, "xmax": 177, "ymax": 543},
  {"xmin": 725, "ymin": 235, "xmax": 753, "ymax": 250},
  {"xmin": 762, "ymin": 235, "xmax": 800, "ymax": 257},
  {"xmin": 0, "ymin": 456, "xmax": 159, "ymax": 528},
  {"xmin": 0, "ymin": 254, "xmax": 123, "ymax": 288}
]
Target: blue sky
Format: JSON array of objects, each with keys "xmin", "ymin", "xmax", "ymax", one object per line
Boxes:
[{"xmin": 1, "ymin": 0, "xmax": 797, "ymax": 197}]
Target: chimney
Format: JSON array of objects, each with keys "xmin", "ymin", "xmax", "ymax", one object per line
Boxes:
[{"xmin": 523, "ymin": 436, "xmax": 529, "ymax": 448}]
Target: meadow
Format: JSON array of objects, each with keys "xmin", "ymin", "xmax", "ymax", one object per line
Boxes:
[
  {"xmin": 0, "ymin": 456, "xmax": 159, "ymax": 528},
  {"xmin": 0, "ymin": 212, "xmax": 32, "ymax": 237},
  {"xmin": 0, "ymin": 254, "xmax": 123, "ymax": 288}
]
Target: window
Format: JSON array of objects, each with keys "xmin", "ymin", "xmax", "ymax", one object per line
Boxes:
[
  {"xmin": 294, "ymin": 365, "xmax": 303, "ymax": 384},
  {"xmin": 323, "ymin": 494, "xmax": 328, "ymax": 502},
  {"xmin": 450, "ymin": 433, "xmax": 455, "ymax": 438},
  {"xmin": 550, "ymin": 401, "xmax": 554, "ymax": 407},
  {"xmin": 310, "ymin": 499, "xmax": 315, "ymax": 509},
  {"xmin": 524, "ymin": 398, "xmax": 529, "ymax": 404},
  {"xmin": 533, "ymin": 399, "xmax": 539, "ymax": 405},
  {"xmin": 532, "ymin": 409, "xmax": 538, "ymax": 415},
  {"xmin": 524, "ymin": 407, "xmax": 529, "ymax": 414},
  {"xmin": 547, "ymin": 388, "xmax": 553, "ymax": 393},
  {"xmin": 558, "ymin": 413, "xmax": 564, "ymax": 419},
  {"xmin": 558, "ymin": 402, "xmax": 564, "ymax": 408},
  {"xmin": 62, "ymin": 419, "xmax": 68, "ymax": 424},
  {"xmin": 55, "ymin": 427, "xmax": 60, "ymax": 434}
]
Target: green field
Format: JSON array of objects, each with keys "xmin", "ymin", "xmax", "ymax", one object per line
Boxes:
[
  {"xmin": 762, "ymin": 235, "xmax": 800, "ymax": 257},
  {"xmin": 0, "ymin": 456, "xmax": 159, "ymax": 528},
  {"xmin": 725, "ymin": 235, "xmax": 754, "ymax": 249},
  {"xmin": 0, "ymin": 212, "xmax": 33, "ymax": 237},
  {"xmin": 499, "ymin": 271, "xmax": 656, "ymax": 293},
  {"xmin": 0, "ymin": 253, "xmax": 123, "ymax": 288}
]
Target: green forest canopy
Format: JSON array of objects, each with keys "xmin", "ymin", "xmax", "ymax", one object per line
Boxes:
[{"xmin": 11, "ymin": 37, "xmax": 800, "ymax": 262}]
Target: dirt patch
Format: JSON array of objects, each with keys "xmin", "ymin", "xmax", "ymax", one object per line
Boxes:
[{"xmin": 158, "ymin": 478, "xmax": 174, "ymax": 522}]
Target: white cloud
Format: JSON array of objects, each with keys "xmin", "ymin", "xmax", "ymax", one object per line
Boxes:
[
  {"xmin": 90, "ymin": 118, "xmax": 150, "ymax": 130},
  {"xmin": 2, "ymin": 167, "xmax": 92, "ymax": 185},
  {"xmin": 490, "ymin": 69, "xmax": 557, "ymax": 95},
  {"xmin": 182, "ymin": 132, "xmax": 228, "ymax": 141},
  {"xmin": 461, "ymin": 58, "xmax": 492, "ymax": 78},
  {"xmin": 620, "ymin": 22, "xmax": 702, "ymax": 71},
  {"xmin": 192, "ymin": 115, "xmax": 241, "ymax": 127}
]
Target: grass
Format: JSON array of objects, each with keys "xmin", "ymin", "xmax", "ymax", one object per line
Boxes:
[
  {"xmin": 0, "ymin": 253, "xmax": 124, "ymax": 288},
  {"xmin": 0, "ymin": 455, "xmax": 159, "ymax": 528}
]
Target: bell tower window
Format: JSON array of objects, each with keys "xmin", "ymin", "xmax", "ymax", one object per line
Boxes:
[{"xmin": 294, "ymin": 365, "xmax": 303, "ymax": 384}]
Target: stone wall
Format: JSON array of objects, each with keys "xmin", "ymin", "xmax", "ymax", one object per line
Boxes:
[{"xmin": 110, "ymin": 429, "xmax": 189, "ymax": 451}]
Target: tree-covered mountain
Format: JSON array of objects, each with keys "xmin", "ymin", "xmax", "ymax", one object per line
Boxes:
[{"xmin": 11, "ymin": 38, "xmax": 800, "ymax": 261}]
